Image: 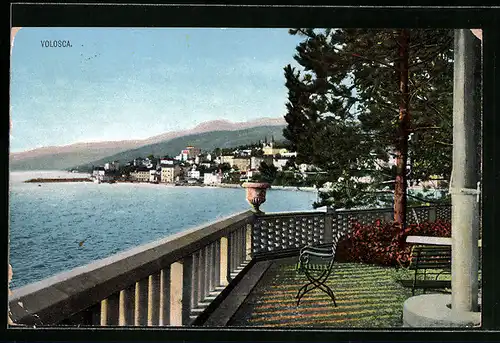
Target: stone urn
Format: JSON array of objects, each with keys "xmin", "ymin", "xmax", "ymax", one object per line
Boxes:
[{"xmin": 242, "ymin": 182, "xmax": 271, "ymax": 213}]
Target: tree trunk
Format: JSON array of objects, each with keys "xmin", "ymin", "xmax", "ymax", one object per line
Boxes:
[{"xmin": 394, "ymin": 29, "xmax": 410, "ymax": 230}]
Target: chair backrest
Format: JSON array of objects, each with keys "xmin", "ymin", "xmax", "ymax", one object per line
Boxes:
[
  {"xmin": 410, "ymin": 245, "xmax": 451, "ymax": 270},
  {"xmin": 299, "ymin": 232, "xmax": 344, "ymax": 266}
]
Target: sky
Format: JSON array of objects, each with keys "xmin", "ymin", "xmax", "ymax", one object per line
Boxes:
[{"xmin": 9, "ymin": 28, "xmax": 303, "ymax": 153}]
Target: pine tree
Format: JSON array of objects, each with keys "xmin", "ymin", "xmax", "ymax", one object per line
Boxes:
[{"xmin": 283, "ymin": 28, "xmax": 453, "ymax": 228}]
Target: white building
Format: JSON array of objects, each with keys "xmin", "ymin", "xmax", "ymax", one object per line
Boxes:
[
  {"xmin": 219, "ymin": 155, "xmax": 235, "ymax": 167},
  {"xmin": 273, "ymin": 158, "xmax": 290, "ymax": 171},
  {"xmin": 180, "ymin": 149, "xmax": 189, "ymax": 161},
  {"xmin": 299, "ymin": 163, "xmax": 314, "ymax": 173},
  {"xmin": 203, "ymin": 173, "xmax": 222, "ymax": 185},
  {"xmin": 130, "ymin": 169, "xmax": 150, "ymax": 183},
  {"xmin": 187, "ymin": 170, "xmax": 200, "ymax": 179},
  {"xmin": 281, "ymin": 152, "xmax": 298, "ymax": 158},
  {"xmin": 133, "ymin": 158, "xmax": 145, "ymax": 167},
  {"xmin": 206, "ymin": 153, "xmax": 212, "ymax": 162},
  {"xmin": 104, "ymin": 161, "xmax": 119, "ymax": 171},
  {"xmin": 161, "ymin": 164, "xmax": 181, "ymax": 183},
  {"xmin": 160, "ymin": 159, "xmax": 174, "ymax": 165},
  {"xmin": 93, "ymin": 169, "xmax": 105, "ymax": 178}
]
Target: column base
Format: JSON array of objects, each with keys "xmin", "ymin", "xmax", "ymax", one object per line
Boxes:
[{"xmin": 402, "ymin": 294, "xmax": 481, "ymax": 327}]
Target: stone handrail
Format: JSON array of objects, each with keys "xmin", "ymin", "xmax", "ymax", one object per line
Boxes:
[{"xmin": 9, "ymin": 210, "xmax": 255, "ymax": 327}]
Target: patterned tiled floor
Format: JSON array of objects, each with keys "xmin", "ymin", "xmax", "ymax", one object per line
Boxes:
[{"xmin": 228, "ymin": 258, "xmax": 421, "ymax": 328}]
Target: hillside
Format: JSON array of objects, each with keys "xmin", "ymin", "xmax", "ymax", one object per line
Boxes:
[
  {"xmin": 72, "ymin": 125, "xmax": 285, "ymax": 171},
  {"xmin": 9, "ymin": 147, "xmax": 132, "ymax": 171},
  {"xmin": 9, "ymin": 117, "xmax": 287, "ymax": 171}
]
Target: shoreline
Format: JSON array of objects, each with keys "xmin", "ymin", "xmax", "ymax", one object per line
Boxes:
[{"xmin": 22, "ymin": 178, "xmax": 318, "ymax": 192}]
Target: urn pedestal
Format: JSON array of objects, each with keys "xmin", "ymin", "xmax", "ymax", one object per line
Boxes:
[{"xmin": 242, "ymin": 182, "xmax": 271, "ymax": 213}]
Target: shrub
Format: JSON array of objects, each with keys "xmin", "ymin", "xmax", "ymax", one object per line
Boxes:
[{"xmin": 337, "ymin": 219, "xmax": 451, "ymax": 266}]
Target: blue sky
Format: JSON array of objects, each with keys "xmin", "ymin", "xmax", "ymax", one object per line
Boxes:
[{"xmin": 10, "ymin": 28, "xmax": 303, "ymax": 153}]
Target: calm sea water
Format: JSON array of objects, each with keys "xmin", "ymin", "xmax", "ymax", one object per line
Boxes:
[{"xmin": 9, "ymin": 171, "xmax": 318, "ymax": 289}]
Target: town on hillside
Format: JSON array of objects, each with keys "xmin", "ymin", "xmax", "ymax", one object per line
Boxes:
[
  {"xmin": 86, "ymin": 136, "xmax": 444, "ymax": 190},
  {"xmin": 88, "ymin": 137, "xmax": 320, "ymax": 187}
]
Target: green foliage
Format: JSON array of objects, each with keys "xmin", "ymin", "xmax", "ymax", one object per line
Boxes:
[
  {"xmin": 255, "ymin": 161, "xmax": 278, "ymax": 183},
  {"xmin": 72, "ymin": 126, "xmax": 285, "ymax": 171},
  {"xmin": 222, "ymin": 172, "xmax": 241, "ymax": 184},
  {"xmin": 219, "ymin": 163, "xmax": 232, "ymax": 173},
  {"xmin": 284, "ymin": 28, "xmax": 454, "ymax": 209},
  {"xmin": 251, "ymin": 149, "xmax": 264, "ymax": 157},
  {"xmin": 273, "ymin": 171, "xmax": 304, "ymax": 186}
]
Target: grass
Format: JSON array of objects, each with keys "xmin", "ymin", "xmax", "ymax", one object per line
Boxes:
[{"xmin": 228, "ymin": 259, "xmax": 443, "ymax": 328}]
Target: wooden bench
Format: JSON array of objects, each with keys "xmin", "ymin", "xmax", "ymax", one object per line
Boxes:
[{"xmin": 399, "ymin": 245, "xmax": 451, "ymax": 296}]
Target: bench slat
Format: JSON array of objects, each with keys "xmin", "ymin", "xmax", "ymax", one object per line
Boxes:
[
  {"xmin": 409, "ymin": 264, "xmax": 451, "ymax": 270},
  {"xmin": 399, "ymin": 279, "xmax": 451, "ymax": 289},
  {"xmin": 400, "ymin": 244, "xmax": 453, "ymax": 293}
]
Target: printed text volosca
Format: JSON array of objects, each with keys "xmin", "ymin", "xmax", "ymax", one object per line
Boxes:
[{"xmin": 41, "ymin": 40, "xmax": 72, "ymax": 48}]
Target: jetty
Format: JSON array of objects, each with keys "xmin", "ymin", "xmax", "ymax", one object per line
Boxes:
[{"xmin": 24, "ymin": 178, "xmax": 93, "ymax": 183}]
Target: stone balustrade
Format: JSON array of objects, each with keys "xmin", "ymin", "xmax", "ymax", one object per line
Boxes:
[
  {"xmin": 8, "ymin": 204, "xmax": 451, "ymax": 327},
  {"xmin": 8, "ymin": 210, "xmax": 254, "ymax": 327}
]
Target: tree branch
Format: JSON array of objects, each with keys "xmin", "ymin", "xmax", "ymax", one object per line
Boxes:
[
  {"xmin": 408, "ymin": 38, "xmax": 453, "ymax": 69},
  {"xmin": 432, "ymin": 140, "xmax": 453, "ymax": 146},
  {"xmin": 406, "ymin": 192, "xmax": 450, "ymax": 204},
  {"xmin": 409, "ymin": 126, "xmax": 442, "ymax": 132},
  {"xmin": 351, "ymin": 53, "xmax": 401, "ymax": 72}
]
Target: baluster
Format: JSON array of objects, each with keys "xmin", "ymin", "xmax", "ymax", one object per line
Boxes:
[
  {"xmin": 246, "ymin": 223, "xmax": 252, "ymax": 261},
  {"xmin": 238, "ymin": 227, "xmax": 244, "ymax": 266},
  {"xmin": 204, "ymin": 244, "xmax": 210, "ymax": 299},
  {"xmin": 198, "ymin": 248, "xmax": 206, "ymax": 305},
  {"xmin": 170, "ymin": 261, "xmax": 183, "ymax": 326},
  {"xmin": 241, "ymin": 227, "xmax": 246, "ymax": 263},
  {"xmin": 100, "ymin": 292, "xmax": 119, "ymax": 326},
  {"xmin": 227, "ymin": 233, "xmax": 233, "ymax": 275},
  {"xmin": 190, "ymin": 251, "xmax": 199, "ymax": 311},
  {"xmin": 234, "ymin": 234, "xmax": 237, "ymax": 269},
  {"xmin": 148, "ymin": 273, "xmax": 161, "ymax": 326},
  {"xmin": 214, "ymin": 240, "xmax": 220, "ymax": 288},
  {"xmin": 134, "ymin": 278, "xmax": 149, "ymax": 326},
  {"xmin": 234, "ymin": 229, "xmax": 240, "ymax": 268},
  {"xmin": 159, "ymin": 267, "xmax": 170, "ymax": 326},
  {"xmin": 220, "ymin": 236, "xmax": 229, "ymax": 286},
  {"xmin": 119, "ymin": 285, "xmax": 135, "ymax": 326},
  {"xmin": 231, "ymin": 230, "xmax": 240, "ymax": 273},
  {"xmin": 90, "ymin": 302, "xmax": 101, "ymax": 325},
  {"xmin": 181, "ymin": 256, "xmax": 194, "ymax": 326},
  {"xmin": 209, "ymin": 242, "xmax": 216, "ymax": 293}
]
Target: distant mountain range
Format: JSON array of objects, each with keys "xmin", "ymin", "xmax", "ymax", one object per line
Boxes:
[{"xmin": 9, "ymin": 117, "xmax": 287, "ymax": 171}]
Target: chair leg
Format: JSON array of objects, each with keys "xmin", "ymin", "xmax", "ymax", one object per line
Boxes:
[
  {"xmin": 301, "ymin": 269, "xmax": 337, "ymax": 307},
  {"xmin": 296, "ymin": 282, "xmax": 313, "ymax": 306},
  {"xmin": 296, "ymin": 282, "xmax": 312, "ymax": 300}
]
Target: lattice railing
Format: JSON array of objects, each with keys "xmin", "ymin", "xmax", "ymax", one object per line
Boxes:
[
  {"xmin": 253, "ymin": 205, "xmax": 452, "ymax": 254},
  {"xmin": 436, "ymin": 205, "xmax": 452, "ymax": 221},
  {"xmin": 252, "ymin": 212, "xmax": 325, "ymax": 254}
]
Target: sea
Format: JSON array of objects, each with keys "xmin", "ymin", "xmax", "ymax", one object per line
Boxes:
[{"xmin": 9, "ymin": 171, "xmax": 319, "ymax": 289}]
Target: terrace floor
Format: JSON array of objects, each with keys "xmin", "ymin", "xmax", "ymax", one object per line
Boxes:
[{"xmin": 212, "ymin": 257, "xmax": 450, "ymax": 328}]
